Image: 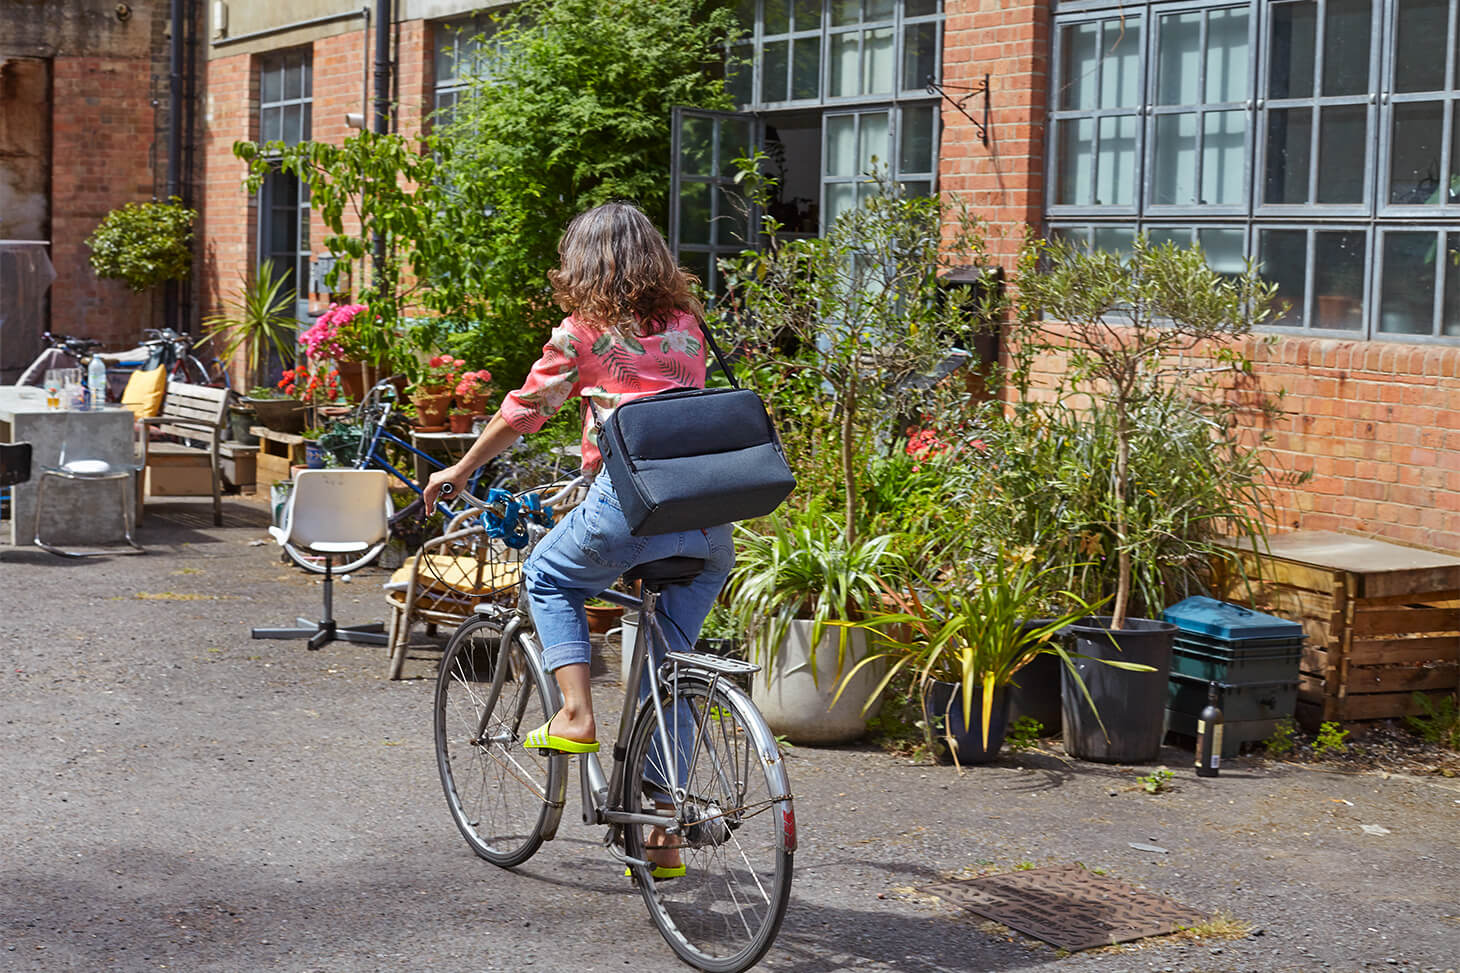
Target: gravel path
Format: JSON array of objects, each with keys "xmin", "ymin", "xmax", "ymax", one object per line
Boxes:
[{"xmin": 2, "ymin": 498, "xmax": 1457, "ymax": 972}]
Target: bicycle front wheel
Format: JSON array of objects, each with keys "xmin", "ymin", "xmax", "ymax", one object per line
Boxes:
[
  {"xmin": 623, "ymin": 675, "xmax": 795, "ymax": 972},
  {"xmin": 435, "ymin": 618, "xmax": 565, "ymax": 868}
]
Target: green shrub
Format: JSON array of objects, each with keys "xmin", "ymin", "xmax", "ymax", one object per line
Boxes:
[
  {"xmin": 1405, "ymin": 692, "xmax": 1460, "ymax": 750},
  {"xmin": 1265, "ymin": 717, "xmax": 1297, "ymax": 756},
  {"xmin": 85, "ymin": 197, "xmax": 195, "ymax": 291},
  {"xmin": 1313, "ymin": 721, "xmax": 1350, "ymax": 756}
]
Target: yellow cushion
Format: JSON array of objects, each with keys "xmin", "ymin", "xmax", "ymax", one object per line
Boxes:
[
  {"xmin": 121, "ymin": 365, "xmax": 167, "ymax": 418},
  {"xmin": 389, "ymin": 553, "xmax": 521, "ymax": 597}
]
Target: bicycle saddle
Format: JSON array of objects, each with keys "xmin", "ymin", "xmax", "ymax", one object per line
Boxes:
[{"xmin": 624, "ymin": 556, "xmax": 705, "ymax": 589}]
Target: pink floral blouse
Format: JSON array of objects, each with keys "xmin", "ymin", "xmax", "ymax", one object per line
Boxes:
[{"xmin": 494, "ymin": 309, "xmax": 707, "ymax": 471}]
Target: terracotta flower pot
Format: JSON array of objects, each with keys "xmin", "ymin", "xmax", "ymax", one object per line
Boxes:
[
  {"xmin": 586, "ymin": 602, "xmax": 625, "ymax": 635},
  {"xmin": 411, "ymin": 390, "xmax": 451, "ymax": 427},
  {"xmin": 448, "ymin": 412, "xmax": 474, "ymax": 433}
]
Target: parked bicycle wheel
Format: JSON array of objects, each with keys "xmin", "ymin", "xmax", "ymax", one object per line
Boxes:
[
  {"xmin": 623, "ymin": 674, "xmax": 794, "ymax": 973},
  {"xmin": 435, "ymin": 618, "xmax": 566, "ymax": 868},
  {"xmin": 282, "ymin": 490, "xmax": 394, "ymax": 574}
]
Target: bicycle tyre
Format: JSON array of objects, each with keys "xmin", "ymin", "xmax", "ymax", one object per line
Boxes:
[
  {"xmin": 282, "ymin": 491, "xmax": 394, "ymax": 574},
  {"xmin": 435, "ymin": 618, "xmax": 565, "ymax": 868},
  {"xmin": 623, "ymin": 673, "xmax": 794, "ymax": 972}
]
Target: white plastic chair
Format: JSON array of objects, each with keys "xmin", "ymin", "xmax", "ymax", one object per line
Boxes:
[{"xmin": 251, "ymin": 469, "xmax": 391, "ymax": 650}]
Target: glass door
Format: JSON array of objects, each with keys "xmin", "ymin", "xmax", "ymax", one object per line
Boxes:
[{"xmin": 669, "ymin": 106, "xmax": 762, "ymax": 296}]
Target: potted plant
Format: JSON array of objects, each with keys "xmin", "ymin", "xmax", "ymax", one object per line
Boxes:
[
  {"xmin": 85, "ymin": 197, "xmax": 195, "ymax": 293},
  {"xmin": 299, "ymin": 302, "xmax": 378, "ymax": 399},
  {"xmin": 447, "ymin": 406, "xmax": 474, "ymax": 434},
  {"xmin": 1003, "ymin": 236, "xmax": 1280, "ymax": 762},
  {"xmin": 203, "ymin": 259, "xmax": 300, "ymax": 392},
  {"xmin": 585, "ymin": 597, "xmax": 625, "ymax": 636},
  {"xmin": 836, "ymin": 551, "xmax": 1117, "ymax": 767},
  {"xmin": 724, "ymin": 509, "xmax": 902, "ymax": 745},
  {"xmin": 453, "ymin": 368, "xmax": 494, "ymax": 417},
  {"xmin": 407, "ymin": 354, "xmax": 462, "ymax": 430}
]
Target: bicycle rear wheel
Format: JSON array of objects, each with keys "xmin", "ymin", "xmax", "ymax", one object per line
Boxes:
[
  {"xmin": 435, "ymin": 617, "xmax": 565, "ymax": 867},
  {"xmin": 623, "ymin": 674, "xmax": 794, "ymax": 972}
]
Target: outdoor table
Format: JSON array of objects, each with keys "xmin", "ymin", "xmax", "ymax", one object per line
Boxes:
[{"xmin": 0, "ymin": 386, "xmax": 138, "ymax": 546}]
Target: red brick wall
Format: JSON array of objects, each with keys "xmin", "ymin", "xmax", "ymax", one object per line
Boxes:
[
  {"xmin": 939, "ymin": 0, "xmax": 1049, "ymax": 266},
  {"xmin": 199, "ymin": 50, "xmax": 255, "ymax": 388},
  {"xmin": 50, "ymin": 55, "xmax": 159, "ymax": 346}
]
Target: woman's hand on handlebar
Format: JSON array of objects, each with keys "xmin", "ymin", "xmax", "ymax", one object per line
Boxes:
[{"xmin": 424, "ymin": 465, "xmax": 469, "ymax": 513}]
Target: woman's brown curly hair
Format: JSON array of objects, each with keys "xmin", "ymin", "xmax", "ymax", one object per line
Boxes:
[{"xmin": 548, "ymin": 202, "xmax": 704, "ymax": 336}]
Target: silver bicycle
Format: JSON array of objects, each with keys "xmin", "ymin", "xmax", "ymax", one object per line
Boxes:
[{"xmin": 432, "ymin": 480, "xmax": 795, "ymax": 973}]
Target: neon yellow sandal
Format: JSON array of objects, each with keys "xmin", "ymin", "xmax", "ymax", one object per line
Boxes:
[
  {"xmin": 626, "ymin": 864, "xmax": 686, "ymax": 880},
  {"xmin": 522, "ymin": 716, "xmax": 599, "ymax": 754}
]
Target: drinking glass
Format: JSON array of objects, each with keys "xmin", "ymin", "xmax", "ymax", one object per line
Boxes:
[{"xmin": 43, "ymin": 369, "xmax": 61, "ymax": 410}]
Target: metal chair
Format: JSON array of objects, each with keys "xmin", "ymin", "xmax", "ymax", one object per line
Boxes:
[
  {"xmin": 32, "ymin": 422, "xmax": 144, "ymax": 558},
  {"xmin": 0, "ymin": 442, "xmax": 33, "ymax": 523},
  {"xmin": 252, "ymin": 469, "xmax": 391, "ymax": 650}
]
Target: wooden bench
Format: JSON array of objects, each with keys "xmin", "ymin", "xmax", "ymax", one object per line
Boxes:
[{"xmin": 139, "ymin": 381, "xmax": 230, "ymax": 525}]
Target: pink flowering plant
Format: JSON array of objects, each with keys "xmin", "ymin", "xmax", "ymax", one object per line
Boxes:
[
  {"xmin": 298, "ymin": 302, "xmax": 370, "ymax": 363},
  {"xmin": 411, "ymin": 354, "xmax": 465, "ymax": 395},
  {"xmin": 453, "ymin": 368, "xmax": 493, "ymax": 411}
]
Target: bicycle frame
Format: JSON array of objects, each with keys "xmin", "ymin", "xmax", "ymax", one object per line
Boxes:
[{"xmin": 479, "ymin": 584, "xmax": 785, "ymax": 855}]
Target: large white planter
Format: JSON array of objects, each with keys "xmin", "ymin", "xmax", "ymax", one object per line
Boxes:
[{"xmin": 751, "ymin": 620, "xmax": 883, "ymax": 745}]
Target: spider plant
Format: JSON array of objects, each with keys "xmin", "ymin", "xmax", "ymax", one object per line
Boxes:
[{"xmin": 203, "ymin": 259, "xmax": 299, "ymax": 389}]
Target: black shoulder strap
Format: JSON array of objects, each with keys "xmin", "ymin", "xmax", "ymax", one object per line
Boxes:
[{"xmin": 697, "ymin": 317, "xmax": 740, "ymax": 390}]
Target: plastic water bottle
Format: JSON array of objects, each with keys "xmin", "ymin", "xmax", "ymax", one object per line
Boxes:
[{"xmin": 87, "ymin": 356, "xmax": 108, "ymax": 409}]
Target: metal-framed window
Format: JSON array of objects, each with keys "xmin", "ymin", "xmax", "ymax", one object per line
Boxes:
[
  {"xmin": 433, "ymin": 13, "xmax": 506, "ymax": 123},
  {"xmin": 1048, "ymin": 0, "xmax": 1460, "ymax": 341},
  {"xmin": 257, "ymin": 50, "xmax": 312, "ymax": 325}
]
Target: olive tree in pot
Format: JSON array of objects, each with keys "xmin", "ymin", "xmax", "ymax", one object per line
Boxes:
[
  {"xmin": 724, "ymin": 510, "xmax": 901, "ymax": 745},
  {"xmin": 1006, "ymin": 236, "xmax": 1280, "ymax": 763}
]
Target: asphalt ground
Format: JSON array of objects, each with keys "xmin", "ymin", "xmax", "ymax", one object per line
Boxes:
[{"xmin": 2, "ymin": 496, "xmax": 1458, "ymax": 973}]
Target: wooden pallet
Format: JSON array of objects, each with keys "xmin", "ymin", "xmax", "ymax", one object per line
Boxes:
[{"xmin": 1218, "ymin": 531, "xmax": 1460, "ymax": 726}]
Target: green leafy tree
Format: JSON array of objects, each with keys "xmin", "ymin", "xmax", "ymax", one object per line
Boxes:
[
  {"xmin": 429, "ymin": 0, "xmax": 740, "ymax": 385},
  {"xmin": 85, "ymin": 197, "xmax": 196, "ymax": 292}
]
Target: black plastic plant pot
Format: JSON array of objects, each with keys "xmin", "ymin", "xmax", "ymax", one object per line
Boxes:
[
  {"xmin": 922, "ymin": 679, "xmax": 1010, "ymax": 765},
  {"xmin": 1060, "ymin": 616, "xmax": 1176, "ymax": 764},
  {"xmin": 1007, "ymin": 651, "xmax": 1063, "ymax": 736}
]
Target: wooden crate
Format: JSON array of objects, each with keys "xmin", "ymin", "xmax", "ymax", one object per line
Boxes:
[
  {"xmin": 219, "ymin": 443, "xmax": 258, "ymax": 491},
  {"xmin": 251, "ymin": 426, "xmax": 305, "ymax": 486},
  {"xmin": 144, "ymin": 446, "xmax": 214, "ymax": 497},
  {"xmin": 1218, "ymin": 531, "xmax": 1460, "ymax": 726}
]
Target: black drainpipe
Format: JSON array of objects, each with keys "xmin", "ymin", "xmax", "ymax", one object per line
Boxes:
[{"xmin": 372, "ymin": 0, "xmax": 391, "ymax": 289}]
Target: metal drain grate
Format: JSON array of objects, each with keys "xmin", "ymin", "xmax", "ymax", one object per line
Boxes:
[{"xmin": 923, "ymin": 865, "xmax": 1207, "ymax": 951}]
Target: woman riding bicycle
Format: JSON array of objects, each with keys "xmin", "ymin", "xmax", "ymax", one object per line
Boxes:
[{"xmin": 423, "ymin": 202, "xmax": 734, "ymax": 872}]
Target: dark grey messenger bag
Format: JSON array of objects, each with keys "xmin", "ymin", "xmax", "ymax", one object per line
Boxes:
[{"xmin": 593, "ymin": 321, "xmax": 796, "ymax": 536}]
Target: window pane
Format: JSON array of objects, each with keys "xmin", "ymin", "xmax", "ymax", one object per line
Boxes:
[
  {"xmin": 1062, "ymin": 21, "xmax": 1101, "ymax": 111},
  {"xmin": 1379, "ymin": 231, "xmax": 1438, "ymax": 333},
  {"xmin": 1450, "ymin": 103, "xmax": 1460, "ymax": 202},
  {"xmin": 1395, "ymin": 0, "xmax": 1449, "ymax": 93},
  {"xmin": 1203, "ymin": 110, "xmax": 1246, "ymax": 204},
  {"xmin": 830, "ymin": 32, "xmax": 858, "ymax": 96},
  {"xmin": 262, "ymin": 108, "xmax": 282, "ymax": 144},
  {"xmin": 1052, "ymin": 226, "xmax": 1091, "ymax": 247},
  {"xmin": 680, "ymin": 116, "xmax": 714, "ymax": 176},
  {"xmin": 1316, "ymin": 105, "xmax": 1368, "ymax": 203},
  {"xmin": 716, "ymin": 186, "xmax": 750, "ymax": 246},
  {"xmin": 826, "ymin": 114, "xmax": 856, "ymax": 176},
  {"xmin": 728, "ymin": 44, "xmax": 753, "ymax": 105},
  {"xmin": 831, "ymin": 0, "xmax": 859, "ymax": 27},
  {"xmin": 1312, "ymin": 231, "xmax": 1366, "ymax": 329},
  {"xmin": 900, "ymin": 180, "xmax": 933, "ymax": 197},
  {"xmin": 301, "ymin": 103, "xmax": 312, "ymax": 142},
  {"xmin": 864, "ymin": 27, "xmax": 894, "ymax": 94},
  {"xmin": 1260, "ymin": 228, "xmax": 1308, "ymax": 325},
  {"xmin": 1323, "ymin": 0, "xmax": 1372, "ymax": 96},
  {"xmin": 721, "ymin": 119, "xmax": 755, "ymax": 177},
  {"xmin": 867, "ymin": 0, "xmax": 894, "ymax": 19},
  {"xmin": 825, "ymin": 182, "xmax": 857, "ymax": 227},
  {"xmin": 1198, "ymin": 227, "xmax": 1246, "ymax": 274},
  {"xmin": 794, "ymin": 0, "xmax": 822, "ymax": 29},
  {"xmin": 1265, "ymin": 108, "xmax": 1312, "ymax": 203},
  {"xmin": 1101, "ymin": 19, "xmax": 1143, "ymax": 108},
  {"xmin": 680, "ymin": 182, "xmax": 711, "ymax": 245},
  {"xmin": 437, "ymin": 36, "xmax": 459, "ymax": 85},
  {"xmin": 680, "ymin": 250, "xmax": 712, "ymax": 294},
  {"xmin": 900, "ymin": 105, "xmax": 935, "ymax": 173},
  {"xmin": 906, "ymin": 0, "xmax": 938, "ymax": 16},
  {"xmin": 1149, "ymin": 226, "xmax": 1193, "ymax": 249},
  {"xmin": 763, "ymin": 40, "xmax": 789, "ymax": 102},
  {"xmin": 1268, "ymin": 2, "xmax": 1316, "ymax": 99},
  {"xmin": 1092, "ymin": 227, "xmax": 1135, "ymax": 254},
  {"xmin": 281, "ymin": 102, "xmax": 301, "ymax": 144},
  {"xmin": 1097, "ymin": 114, "xmax": 1138, "ymax": 206},
  {"xmin": 859, "ymin": 111, "xmax": 890, "ymax": 171},
  {"xmin": 1154, "ymin": 112, "xmax": 1199, "ymax": 204},
  {"xmin": 735, "ymin": 0, "xmax": 755, "ymax": 28},
  {"xmin": 1157, "ymin": 12, "xmax": 1201, "ymax": 106},
  {"xmin": 766, "ymin": 0, "xmax": 790, "ymax": 34},
  {"xmin": 285, "ymin": 61, "xmax": 303, "ymax": 100},
  {"xmin": 1390, "ymin": 101, "xmax": 1444, "ymax": 204},
  {"xmin": 1444, "ymin": 239, "xmax": 1460, "ymax": 335},
  {"xmin": 903, "ymin": 21, "xmax": 939, "ymax": 91},
  {"xmin": 261, "ymin": 65, "xmax": 282, "ymax": 105},
  {"xmin": 792, "ymin": 38, "xmax": 821, "ymax": 99},
  {"xmin": 1206, "ymin": 8, "xmax": 1249, "ymax": 103},
  {"xmin": 1057, "ymin": 118, "xmax": 1096, "ymax": 205}
]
